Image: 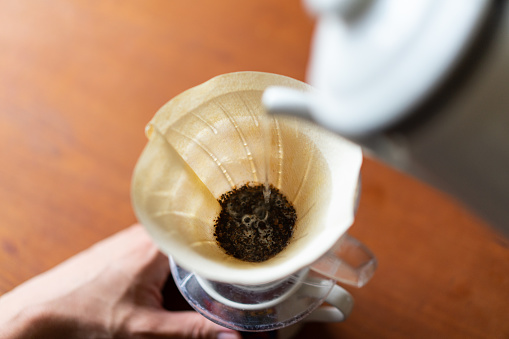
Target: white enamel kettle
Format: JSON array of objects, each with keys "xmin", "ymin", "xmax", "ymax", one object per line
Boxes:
[{"xmin": 264, "ymin": 0, "xmax": 509, "ymax": 233}]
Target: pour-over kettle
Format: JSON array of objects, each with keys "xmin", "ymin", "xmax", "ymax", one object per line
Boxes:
[{"xmin": 263, "ymin": 0, "xmax": 509, "ymax": 233}]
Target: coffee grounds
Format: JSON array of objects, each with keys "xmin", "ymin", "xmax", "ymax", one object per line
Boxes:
[{"xmin": 214, "ymin": 184, "xmax": 297, "ymax": 262}]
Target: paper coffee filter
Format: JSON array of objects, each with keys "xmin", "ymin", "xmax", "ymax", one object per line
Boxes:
[{"xmin": 132, "ymin": 72, "xmax": 362, "ymax": 284}]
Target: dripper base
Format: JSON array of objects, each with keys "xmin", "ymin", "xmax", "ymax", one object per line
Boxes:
[{"xmin": 170, "ymin": 257, "xmax": 337, "ymax": 332}]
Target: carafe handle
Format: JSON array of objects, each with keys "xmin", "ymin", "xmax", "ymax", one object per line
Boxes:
[
  {"xmin": 310, "ymin": 233, "xmax": 377, "ymax": 287},
  {"xmin": 304, "ymin": 283, "xmax": 354, "ymax": 322}
]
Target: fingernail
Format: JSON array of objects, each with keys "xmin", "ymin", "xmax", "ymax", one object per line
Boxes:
[{"xmin": 217, "ymin": 332, "xmax": 240, "ymax": 339}]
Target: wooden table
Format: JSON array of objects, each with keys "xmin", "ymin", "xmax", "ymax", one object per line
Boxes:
[{"xmin": 1, "ymin": 1, "xmax": 508, "ymax": 337}]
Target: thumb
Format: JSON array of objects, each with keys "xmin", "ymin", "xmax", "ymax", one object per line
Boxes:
[{"xmin": 130, "ymin": 309, "xmax": 241, "ymax": 339}]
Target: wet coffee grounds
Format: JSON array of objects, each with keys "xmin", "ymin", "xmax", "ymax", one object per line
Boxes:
[{"xmin": 214, "ymin": 184, "xmax": 297, "ymax": 262}]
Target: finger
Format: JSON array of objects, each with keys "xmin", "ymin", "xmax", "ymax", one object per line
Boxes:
[
  {"xmin": 110, "ymin": 225, "xmax": 171, "ymax": 287},
  {"xmin": 129, "ymin": 224, "xmax": 172, "ymax": 283},
  {"xmin": 128, "ymin": 309, "xmax": 241, "ymax": 339},
  {"xmin": 135, "ymin": 248, "xmax": 171, "ymax": 289}
]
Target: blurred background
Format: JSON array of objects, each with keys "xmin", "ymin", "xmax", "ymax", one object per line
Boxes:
[{"xmin": 0, "ymin": 1, "xmax": 508, "ymax": 337}]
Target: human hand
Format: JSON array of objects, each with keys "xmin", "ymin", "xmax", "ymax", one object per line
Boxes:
[{"xmin": 0, "ymin": 224, "xmax": 240, "ymax": 339}]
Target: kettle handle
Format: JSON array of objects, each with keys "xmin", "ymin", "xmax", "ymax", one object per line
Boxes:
[{"xmin": 310, "ymin": 233, "xmax": 377, "ymax": 287}]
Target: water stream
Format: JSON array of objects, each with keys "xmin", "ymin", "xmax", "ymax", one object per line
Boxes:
[{"xmin": 262, "ymin": 115, "xmax": 272, "ymax": 205}]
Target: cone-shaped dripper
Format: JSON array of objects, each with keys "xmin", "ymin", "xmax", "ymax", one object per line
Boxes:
[{"xmin": 132, "ymin": 72, "xmax": 362, "ymax": 285}]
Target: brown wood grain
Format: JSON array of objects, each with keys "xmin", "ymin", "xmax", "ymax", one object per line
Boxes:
[{"xmin": 0, "ymin": 1, "xmax": 508, "ymax": 338}]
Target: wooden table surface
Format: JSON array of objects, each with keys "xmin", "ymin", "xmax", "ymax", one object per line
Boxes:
[{"xmin": 1, "ymin": 1, "xmax": 508, "ymax": 338}]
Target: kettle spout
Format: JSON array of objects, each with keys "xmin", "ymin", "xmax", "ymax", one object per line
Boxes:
[
  {"xmin": 263, "ymin": 86, "xmax": 316, "ymax": 122},
  {"xmin": 263, "ymin": 86, "xmax": 353, "ymax": 138}
]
